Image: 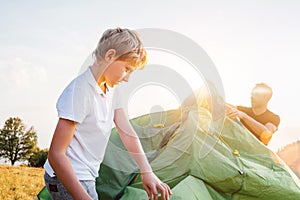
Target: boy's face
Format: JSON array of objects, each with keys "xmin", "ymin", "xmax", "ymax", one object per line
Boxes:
[{"xmin": 103, "ymin": 60, "xmax": 134, "ymax": 87}]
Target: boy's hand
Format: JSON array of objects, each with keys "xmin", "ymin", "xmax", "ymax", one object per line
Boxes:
[{"xmin": 141, "ymin": 172, "xmax": 172, "ymax": 200}]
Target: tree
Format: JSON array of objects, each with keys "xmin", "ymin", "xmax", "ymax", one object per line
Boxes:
[
  {"xmin": 28, "ymin": 148, "xmax": 48, "ymax": 167},
  {"xmin": 0, "ymin": 117, "xmax": 37, "ymax": 165}
]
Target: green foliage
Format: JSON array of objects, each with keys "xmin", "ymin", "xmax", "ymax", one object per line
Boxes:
[
  {"xmin": 0, "ymin": 117, "xmax": 38, "ymax": 165},
  {"xmin": 28, "ymin": 148, "xmax": 48, "ymax": 167}
]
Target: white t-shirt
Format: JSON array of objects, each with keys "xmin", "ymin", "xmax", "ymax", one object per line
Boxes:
[{"xmin": 44, "ymin": 67, "xmax": 123, "ymax": 181}]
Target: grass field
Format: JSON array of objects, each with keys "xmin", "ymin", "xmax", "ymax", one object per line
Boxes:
[{"xmin": 0, "ymin": 165, "xmax": 45, "ymax": 200}]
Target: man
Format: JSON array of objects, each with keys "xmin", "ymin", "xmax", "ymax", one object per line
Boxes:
[{"xmin": 226, "ymin": 83, "xmax": 280, "ymax": 145}]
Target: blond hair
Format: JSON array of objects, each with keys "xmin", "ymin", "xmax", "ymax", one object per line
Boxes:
[
  {"xmin": 254, "ymin": 82, "xmax": 273, "ymax": 100},
  {"xmin": 93, "ymin": 27, "xmax": 147, "ymax": 69}
]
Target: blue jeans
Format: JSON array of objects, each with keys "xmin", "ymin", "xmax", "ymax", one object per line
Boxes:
[{"xmin": 44, "ymin": 172, "xmax": 98, "ymax": 200}]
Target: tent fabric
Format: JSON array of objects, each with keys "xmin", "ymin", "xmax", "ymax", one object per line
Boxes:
[
  {"xmin": 96, "ymin": 107, "xmax": 300, "ymax": 200},
  {"xmin": 38, "ymin": 91, "xmax": 300, "ymax": 200},
  {"xmin": 37, "ymin": 186, "xmax": 51, "ymax": 200},
  {"xmin": 121, "ymin": 175, "xmax": 220, "ymax": 200}
]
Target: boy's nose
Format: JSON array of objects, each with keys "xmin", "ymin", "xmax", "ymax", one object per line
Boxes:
[{"xmin": 122, "ymin": 73, "xmax": 130, "ymax": 82}]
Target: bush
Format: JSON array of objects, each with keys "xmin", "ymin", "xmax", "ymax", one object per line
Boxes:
[{"xmin": 28, "ymin": 148, "xmax": 48, "ymax": 168}]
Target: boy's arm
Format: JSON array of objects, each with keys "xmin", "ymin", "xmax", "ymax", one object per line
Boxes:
[
  {"xmin": 114, "ymin": 108, "xmax": 172, "ymax": 200},
  {"xmin": 48, "ymin": 118, "xmax": 92, "ymax": 200}
]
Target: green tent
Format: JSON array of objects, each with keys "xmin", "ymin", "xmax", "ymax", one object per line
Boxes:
[{"xmin": 38, "ymin": 92, "xmax": 300, "ymax": 200}]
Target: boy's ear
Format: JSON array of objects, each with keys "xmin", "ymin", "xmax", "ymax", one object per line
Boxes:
[{"xmin": 105, "ymin": 49, "xmax": 116, "ymax": 62}]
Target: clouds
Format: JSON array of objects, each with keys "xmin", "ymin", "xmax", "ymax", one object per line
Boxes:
[
  {"xmin": 0, "ymin": 56, "xmax": 50, "ymax": 123},
  {"xmin": 0, "ymin": 0, "xmax": 299, "ymax": 150},
  {"xmin": 0, "ymin": 57, "xmax": 47, "ymax": 93},
  {"xmin": 0, "ymin": 57, "xmax": 53, "ymax": 148}
]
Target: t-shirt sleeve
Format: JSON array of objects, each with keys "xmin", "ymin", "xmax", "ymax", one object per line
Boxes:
[
  {"xmin": 271, "ymin": 114, "xmax": 280, "ymax": 128},
  {"xmin": 56, "ymin": 80, "xmax": 90, "ymax": 123}
]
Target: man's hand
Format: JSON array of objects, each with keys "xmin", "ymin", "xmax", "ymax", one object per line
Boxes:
[
  {"xmin": 141, "ymin": 172, "xmax": 172, "ymax": 200},
  {"xmin": 225, "ymin": 104, "xmax": 246, "ymax": 119}
]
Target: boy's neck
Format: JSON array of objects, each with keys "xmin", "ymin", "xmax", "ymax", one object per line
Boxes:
[
  {"xmin": 90, "ymin": 62, "xmax": 107, "ymax": 93},
  {"xmin": 91, "ymin": 62, "xmax": 107, "ymax": 82}
]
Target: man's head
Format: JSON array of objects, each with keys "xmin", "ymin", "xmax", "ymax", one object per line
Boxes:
[
  {"xmin": 251, "ymin": 83, "xmax": 273, "ymax": 108},
  {"xmin": 93, "ymin": 27, "xmax": 147, "ymax": 69}
]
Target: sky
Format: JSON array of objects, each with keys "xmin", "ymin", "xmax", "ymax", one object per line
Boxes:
[{"xmin": 0, "ymin": 0, "xmax": 299, "ymax": 152}]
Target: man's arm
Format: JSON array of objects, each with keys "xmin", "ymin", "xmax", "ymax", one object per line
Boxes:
[
  {"xmin": 226, "ymin": 104, "xmax": 277, "ymax": 145},
  {"xmin": 114, "ymin": 108, "xmax": 172, "ymax": 200},
  {"xmin": 237, "ymin": 113, "xmax": 276, "ymax": 145}
]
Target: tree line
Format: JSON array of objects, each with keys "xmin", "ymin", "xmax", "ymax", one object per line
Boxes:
[{"xmin": 0, "ymin": 117, "xmax": 48, "ymax": 167}]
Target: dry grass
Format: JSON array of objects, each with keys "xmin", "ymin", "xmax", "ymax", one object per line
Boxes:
[{"xmin": 0, "ymin": 165, "xmax": 45, "ymax": 200}]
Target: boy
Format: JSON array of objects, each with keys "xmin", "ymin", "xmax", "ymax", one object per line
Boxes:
[{"xmin": 44, "ymin": 28, "xmax": 172, "ymax": 200}]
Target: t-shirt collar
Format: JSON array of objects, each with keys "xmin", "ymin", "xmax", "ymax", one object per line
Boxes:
[{"xmin": 85, "ymin": 67, "xmax": 111, "ymax": 96}]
